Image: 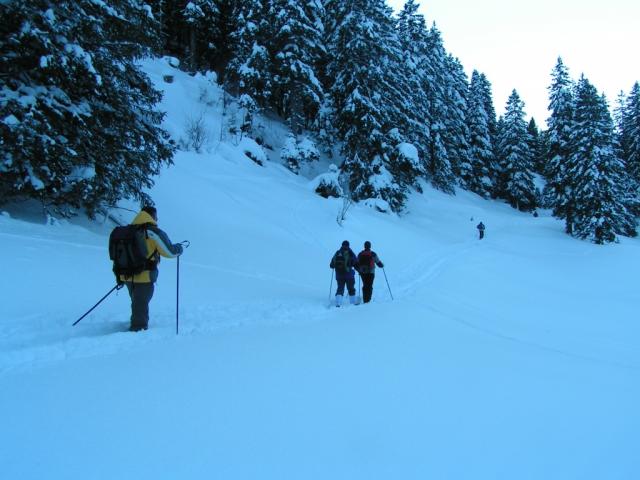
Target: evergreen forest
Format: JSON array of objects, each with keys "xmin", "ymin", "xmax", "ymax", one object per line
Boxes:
[{"xmin": 1, "ymin": 0, "xmax": 639, "ymax": 243}]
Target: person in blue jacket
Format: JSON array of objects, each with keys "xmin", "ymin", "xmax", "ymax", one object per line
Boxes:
[
  {"xmin": 329, "ymin": 240, "xmax": 358, "ymax": 307},
  {"xmin": 477, "ymin": 221, "xmax": 486, "ymax": 240}
]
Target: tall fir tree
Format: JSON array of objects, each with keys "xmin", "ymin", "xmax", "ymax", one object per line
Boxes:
[
  {"xmin": 526, "ymin": 118, "xmax": 544, "ymax": 174},
  {"xmin": 423, "ymin": 25, "xmax": 455, "ymax": 193},
  {"xmin": 182, "ymin": 0, "xmax": 220, "ymax": 70},
  {"xmin": 0, "ymin": 0, "xmax": 173, "ymax": 217},
  {"xmin": 147, "ymin": 0, "xmax": 188, "ymax": 59},
  {"xmin": 225, "ymin": 0, "xmax": 274, "ymax": 108},
  {"xmin": 394, "ymin": 0, "xmax": 432, "ymax": 187},
  {"xmin": 463, "ymin": 70, "xmax": 496, "ymax": 197},
  {"xmin": 615, "ymin": 83, "xmax": 640, "ymax": 218},
  {"xmin": 543, "ymin": 57, "xmax": 575, "ymax": 226},
  {"xmin": 494, "ymin": 90, "xmax": 537, "ymax": 211},
  {"xmin": 619, "ymin": 82, "xmax": 640, "ymax": 183},
  {"xmin": 324, "ymin": 0, "xmax": 411, "ymax": 210},
  {"xmin": 271, "ymin": 0, "xmax": 325, "ymax": 132},
  {"xmin": 568, "ymin": 76, "xmax": 636, "ymax": 242},
  {"xmin": 442, "ymin": 54, "xmax": 471, "ymax": 184}
]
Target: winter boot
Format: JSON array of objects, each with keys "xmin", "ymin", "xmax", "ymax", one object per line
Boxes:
[
  {"xmin": 350, "ymin": 295, "xmax": 360, "ymax": 305},
  {"xmin": 335, "ymin": 295, "xmax": 343, "ymax": 307}
]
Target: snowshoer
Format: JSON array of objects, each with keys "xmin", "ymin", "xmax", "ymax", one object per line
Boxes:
[
  {"xmin": 477, "ymin": 221, "xmax": 485, "ymax": 240},
  {"xmin": 330, "ymin": 240, "xmax": 358, "ymax": 307},
  {"xmin": 356, "ymin": 241, "xmax": 384, "ymax": 303},
  {"xmin": 119, "ymin": 206, "xmax": 183, "ymax": 331}
]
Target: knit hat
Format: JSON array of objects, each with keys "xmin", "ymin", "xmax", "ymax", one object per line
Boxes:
[
  {"xmin": 364, "ymin": 241, "xmax": 371, "ymax": 249},
  {"xmin": 342, "ymin": 240, "xmax": 349, "ymax": 247},
  {"xmin": 142, "ymin": 205, "xmax": 157, "ymax": 221}
]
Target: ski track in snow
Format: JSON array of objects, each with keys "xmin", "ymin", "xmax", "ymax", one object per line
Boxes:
[
  {"xmin": 426, "ymin": 299, "xmax": 640, "ymax": 373},
  {"xmin": 385, "ymin": 237, "xmax": 640, "ymax": 373},
  {"xmin": 0, "ymin": 230, "xmax": 102, "ymax": 250}
]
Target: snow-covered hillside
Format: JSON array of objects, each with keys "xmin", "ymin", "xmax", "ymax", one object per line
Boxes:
[{"xmin": 1, "ymin": 58, "xmax": 639, "ymax": 479}]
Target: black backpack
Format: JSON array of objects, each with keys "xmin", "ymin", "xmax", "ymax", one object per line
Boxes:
[
  {"xmin": 333, "ymin": 249, "xmax": 351, "ymax": 273},
  {"xmin": 109, "ymin": 224, "xmax": 154, "ymax": 281}
]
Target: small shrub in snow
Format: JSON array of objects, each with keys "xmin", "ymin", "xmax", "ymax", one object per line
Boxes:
[
  {"xmin": 240, "ymin": 138, "xmax": 266, "ymax": 166},
  {"xmin": 280, "ymin": 133, "xmax": 320, "ymax": 174},
  {"xmin": 182, "ymin": 111, "xmax": 210, "ymax": 153},
  {"xmin": 198, "ymin": 72, "xmax": 219, "ymax": 107},
  {"xmin": 336, "ymin": 167, "xmax": 354, "ymax": 225},
  {"xmin": 311, "ymin": 164, "xmax": 342, "ymax": 199},
  {"xmin": 363, "ymin": 198, "xmax": 391, "ymax": 213},
  {"xmin": 238, "ymin": 94, "xmax": 257, "ymax": 136},
  {"xmin": 163, "ymin": 56, "xmax": 180, "ymax": 68}
]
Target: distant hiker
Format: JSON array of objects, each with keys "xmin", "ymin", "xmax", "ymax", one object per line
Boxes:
[
  {"xmin": 112, "ymin": 206, "xmax": 183, "ymax": 332},
  {"xmin": 330, "ymin": 240, "xmax": 358, "ymax": 307},
  {"xmin": 356, "ymin": 241, "xmax": 384, "ymax": 304},
  {"xmin": 477, "ymin": 221, "xmax": 485, "ymax": 240}
]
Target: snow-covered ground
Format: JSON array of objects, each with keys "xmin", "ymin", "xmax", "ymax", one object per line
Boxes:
[{"xmin": 1, "ymin": 59, "xmax": 639, "ymax": 479}]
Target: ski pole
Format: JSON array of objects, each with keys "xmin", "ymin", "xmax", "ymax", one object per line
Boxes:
[
  {"xmin": 72, "ymin": 284, "xmax": 123, "ymax": 326},
  {"xmin": 382, "ymin": 267, "xmax": 394, "ymax": 301},
  {"xmin": 176, "ymin": 241, "xmax": 190, "ymax": 335},
  {"xmin": 176, "ymin": 254, "xmax": 180, "ymax": 335}
]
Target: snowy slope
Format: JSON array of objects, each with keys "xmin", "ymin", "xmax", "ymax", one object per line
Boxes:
[{"xmin": 1, "ymin": 58, "xmax": 639, "ymax": 479}]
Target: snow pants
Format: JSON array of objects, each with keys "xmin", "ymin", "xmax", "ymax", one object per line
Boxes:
[
  {"xmin": 360, "ymin": 273, "xmax": 375, "ymax": 303},
  {"xmin": 126, "ymin": 282, "xmax": 154, "ymax": 331},
  {"xmin": 336, "ymin": 277, "xmax": 356, "ymax": 297}
]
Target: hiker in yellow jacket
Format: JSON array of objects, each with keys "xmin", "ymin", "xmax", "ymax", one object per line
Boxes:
[{"xmin": 123, "ymin": 206, "xmax": 183, "ymax": 331}]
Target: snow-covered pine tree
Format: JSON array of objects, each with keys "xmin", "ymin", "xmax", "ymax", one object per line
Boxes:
[
  {"xmin": 568, "ymin": 77, "xmax": 636, "ymax": 243},
  {"xmin": 324, "ymin": 0, "xmax": 410, "ymax": 211},
  {"xmin": 314, "ymin": 92, "xmax": 338, "ymax": 157},
  {"xmin": 619, "ymin": 82, "xmax": 640, "ymax": 184},
  {"xmin": 543, "ymin": 57, "xmax": 575, "ymax": 225},
  {"xmin": 394, "ymin": 0, "xmax": 431, "ymax": 188},
  {"xmin": 339, "ymin": 153, "xmax": 374, "ymax": 201},
  {"xmin": 614, "ymin": 83, "xmax": 640, "ymax": 218},
  {"xmin": 225, "ymin": 0, "xmax": 273, "ymax": 110},
  {"xmin": 442, "ymin": 54, "xmax": 471, "ymax": 184},
  {"xmin": 423, "ymin": 25, "xmax": 455, "ymax": 193},
  {"xmin": 479, "ymin": 72, "xmax": 498, "ymax": 141},
  {"xmin": 182, "ymin": 0, "xmax": 219, "ymax": 70},
  {"xmin": 494, "ymin": 90, "xmax": 537, "ymax": 211},
  {"xmin": 280, "ymin": 131, "xmax": 320, "ymax": 174},
  {"xmin": 463, "ymin": 70, "xmax": 496, "ymax": 197},
  {"xmin": 210, "ymin": 0, "xmax": 237, "ymax": 81},
  {"xmin": 271, "ymin": 0, "xmax": 325, "ymax": 133},
  {"xmin": 0, "ymin": 0, "xmax": 173, "ymax": 217},
  {"xmin": 527, "ymin": 118, "xmax": 545, "ymax": 174},
  {"xmin": 147, "ymin": 0, "xmax": 186, "ymax": 58}
]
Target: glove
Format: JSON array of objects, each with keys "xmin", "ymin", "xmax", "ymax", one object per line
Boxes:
[
  {"xmin": 379, "ymin": 263, "xmax": 384, "ymax": 268},
  {"xmin": 175, "ymin": 244, "xmax": 184, "ymax": 255}
]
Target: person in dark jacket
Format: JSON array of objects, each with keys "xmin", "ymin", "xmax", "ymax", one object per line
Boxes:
[
  {"xmin": 329, "ymin": 240, "xmax": 358, "ymax": 307},
  {"xmin": 356, "ymin": 241, "xmax": 384, "ymax": 303},
  {"xmin": 123, "ymin": 206, "xmax": 183, "ymax": 331},
  {"xmin": 477, "ymin": 221, "xmax": 485, "ymax": 240}
]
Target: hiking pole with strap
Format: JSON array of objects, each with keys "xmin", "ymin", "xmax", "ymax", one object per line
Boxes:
[
  {"xmin": 72, "ymin": 284, "xmax": 124, "ymax": 326},
  {"xmin": 176, "ymin": 255, "xmax": 180, "ymax": 335},
  {"xmin": 382, "ymin": 267, "xmax": 394, "ymax": 301},
  {"xmin": 176, "ymin": 241, "xmax": 190, "ymax": 335}
]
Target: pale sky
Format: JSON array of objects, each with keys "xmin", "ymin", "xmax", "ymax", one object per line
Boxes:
[{"xmin": 387, "ymin": 0, "xmax": 640, "ymax": 126}]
